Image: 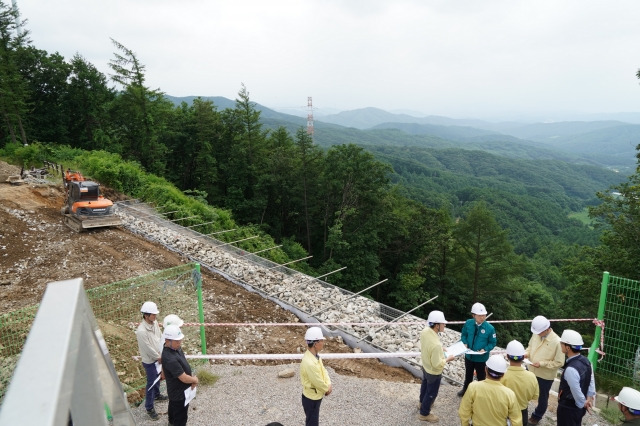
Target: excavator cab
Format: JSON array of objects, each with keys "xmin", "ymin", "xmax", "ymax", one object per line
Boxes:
[{"xmin": 62, "ymin": 170, "xmax": 121, "ymax": 231}]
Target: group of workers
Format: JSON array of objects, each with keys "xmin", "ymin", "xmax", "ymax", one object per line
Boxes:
[
  {"xmin": 135, "ymin": 301, "xmax": 199, "ymax": 426},
  {"xmin": 135, "ymin": 299, "xmax": 640, "ymax": 426},
  {"xmin": 419, "ymin": 302, "xmax": 640, "ymax": 425}
]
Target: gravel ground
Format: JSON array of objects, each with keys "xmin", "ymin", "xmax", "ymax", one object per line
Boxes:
[{"xmin": 130, "ymin": 363, "xmax": 613, "ymax": 426}]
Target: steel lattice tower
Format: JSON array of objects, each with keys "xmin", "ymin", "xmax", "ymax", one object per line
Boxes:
[{"xmin": 306, "ymin": 96, "xmax": 314, "ymax": 138}]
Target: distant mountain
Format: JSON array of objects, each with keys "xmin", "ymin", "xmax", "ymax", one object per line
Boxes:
[
  {"xmin": 316, "ymin": 107, "xmax": 638, "ymax": 169},
  {"xmin": 371, "ymin": 122, "xmax": 497, "ymax": 140},
  {"xmin": 164, "ymin": 95, "xmax": 306, "ymax": 122},
  {"xmin": 165, "ymin": 95, "xmax": 237, "ymax": 110},
  {"xmin": 318, "ymin": 107, "xmax": 527, "ymax": 132},
  {"xmin": 497, "ymin": 121, "xmax": 628, "ymax": 141},
  {"xmin": 164, "ymin": 97, "xmax": 638, "ymax": 170}
]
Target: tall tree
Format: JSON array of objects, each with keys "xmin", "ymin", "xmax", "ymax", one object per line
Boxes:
[
  {"xmin": 450, "ymin": 201, "xmax": 524, "ymax": 302},
  {"xmin": 588, "ymin": 171, "xmax": 640, "ymax": 279},
  {"xmin": 220, "ymin": 85, "xmax": 269, "ymax": 223},
  {"xmin": 17, "ymin": 46, "xmax": 71, "ymax": 144},
  {"xmin": 320, "ymin": 144, "xmax": 392, "ymax": 291},
  {"xmin": 172, "ymin": 98, "xmax": 222, "ymax": 193},
  {"xmin": 108, "ymin": 38, "xmax": 171, "ymax": 174},
  {"xmin": 292, "ymin": 127, "xmax": 324, "ymax": 252},
  {"xmin": 64, "ymin": 54, "xmax": 115, "ymax": 150},
  {"xmin": 0, "ymin": 2, "xmax": 29, "ymax": 145},
  {"xmin": 259, "ymin": 126, "xmax": 297, "ymax": 238}
]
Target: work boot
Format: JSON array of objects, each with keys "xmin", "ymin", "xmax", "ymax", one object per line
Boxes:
[
  {"xmin": 146, "ymin": 409, "xmax": 159, "ymax": 421},
  {"xmin": 457, "ymin": 389, "xmax": 465, "ymax": 397},
  {"xmin": 418, "ymin": 413, "xmax": 439, "ymax": 422},
  {"xmin": 527, "ymin": 417, "xmax": 540, "ymax": 425},
  {"xmin": 155, "ymin": 394, "xmax": 168, "ymax": 401}
]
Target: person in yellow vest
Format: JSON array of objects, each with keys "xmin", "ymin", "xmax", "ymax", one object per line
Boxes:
[
  {"xmin": 300, "ymin": 326, "xmax": 332, "ymax": 426},
  {"xmin": 614, "ymin": 387, "xmax": 640, "ymax": 424},
  {"xmin": 418, "ymin": 310, "xmax": 455, "ymax": 422},
  {"xmin": 458, "ymin": 354, "xmax": 522, "ymax": 426},
  {"xmin": 501, "ymin": 340, "xmax": 539, "ymax": 424},
  {"xmin": 524, "ymin": 315, "xmax": 564, "ymax": 425}
]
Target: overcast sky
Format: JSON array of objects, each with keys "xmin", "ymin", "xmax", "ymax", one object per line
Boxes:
[{"xmin": 15, "ymin": 1, "xmax": 640, "ymax": 121}]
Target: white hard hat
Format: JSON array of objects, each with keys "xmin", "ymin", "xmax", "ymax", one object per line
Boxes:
[
  {"xmin": 531, "ymin": 315, "xmax": 550, "ymax": 334},
  {"xmin": 304, "ymin": 326, "xmax": 325, "ymax": 342},
  {"xmin": 506, "ymin": 340, "xmax": 526, "ymax": 358},
  {"xmin": 427, "ymin": 310, "xmax": 448, "ymax": 325},
  {"xmin": 615, "ymin": 387, "xmax": 640, "ymax": 411},
  {"xmin": 560, "ymin": 329, "xmax": 584, "ymax": 346},
  {"xmin": 486, "ymin": 354, "xmax": 507, "ymax": 374},
  {"xmin": 162, "ymin": 324, "xmax": 184, "ymax": 340},
  {"xmin": 163, "ymin": 314, "xmax": 184, "ymax": 327},
  {"xmin": 471, "ymin": 302, "xmax": 487, "ymax": 315},
  {"xmin": 140, "ymin": 301, "xmax": 159, "ymax": 314}
]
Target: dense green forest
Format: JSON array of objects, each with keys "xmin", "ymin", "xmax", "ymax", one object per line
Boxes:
[{"xmin": 2, "ymin": 2, "xmax": 639, "ymax": 345}]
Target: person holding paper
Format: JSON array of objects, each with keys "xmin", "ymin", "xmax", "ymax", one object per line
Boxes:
[
  {"xmin": 418, "ymin": 310, "xmax": 455, "ymax": 422},
  {"xmin": 457, "ymin": 302, "xmax": 496, "ymax": 397},
  {"xmin": 162, "ymin": 325, "xmax": 199, "ymax": 426},
  {"xmin": 524, "ymin": 315, "xmax": 564, "ymax": 425},
  {"xmin": 135, "ymin": 301, "xmax": 167, "ymax": 421},
  {"xmin": 501, "ymin": 340, "xmax": 539, "ymax": 423}
]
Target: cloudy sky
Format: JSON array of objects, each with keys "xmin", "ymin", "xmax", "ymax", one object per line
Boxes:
[{"xmin": 15, "ymin": 0, "xmax": 640, "ymax": 120}]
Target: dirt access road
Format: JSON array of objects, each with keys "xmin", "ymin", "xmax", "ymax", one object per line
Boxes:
[{"xmin": 0, "ymin": 161, "xmax": 415, "ymax": 384}]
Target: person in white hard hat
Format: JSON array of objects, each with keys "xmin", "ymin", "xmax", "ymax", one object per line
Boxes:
[
  {"xmin": 459, "ymin": 354, "xmax": 522, "ymax": 426},
  {"xmin": 557, "ymin": 329, "xmax": 595, "ymax": 426},
  {"xmin": 458, "ymin": 302, "xmax": 496, "ymax": 397},
  {"xmin": 163, "ymin": 314, "xmax": 184, "ymax": 328},
  {"xmin": 135, "ymin": 301, "xmax": 167, "ymax": 421},
  {"xmin": 417, "ymin": 310, "xmax": 455, "ymax": 422},
  {"xmin": 161, "ymin": 324, "xmax": 198, "ymax": 426},
  {"xmin": 300, "ymin": 326, "xmax": 332, "ymax": 426},
  {"xmin": 524, "ymin": 315, "xmax": 564, "ymax": 425},
  {"xmin": 500, "ymin": 340, "xmax": 539, "ymax": 424},
  {"xmin": 615, "ymin": 386, "xmax": 640, "ymax": 423}
]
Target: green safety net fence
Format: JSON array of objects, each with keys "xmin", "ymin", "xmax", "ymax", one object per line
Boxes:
[
  {"xmin": 0, "ymin": 262, "xmax": 205, "ymax": 405},
  {"xmin": 594, "ymin": 272, "xmax": 640, "ymax": 390}
]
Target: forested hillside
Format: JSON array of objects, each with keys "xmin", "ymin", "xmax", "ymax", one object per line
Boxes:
[{"xmin": 2, "ymin": 2, "xmax": 638, "ymax": 344}]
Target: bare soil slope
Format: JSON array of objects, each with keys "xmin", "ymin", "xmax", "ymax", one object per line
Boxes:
[{"xmin": 0, "ymin": 161, "xmax": 415, "ymax": 384}]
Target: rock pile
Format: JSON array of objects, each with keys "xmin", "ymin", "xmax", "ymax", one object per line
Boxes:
[{"xmin": 117, "ymin": 205, "xmax": 469, "ymax": 382}]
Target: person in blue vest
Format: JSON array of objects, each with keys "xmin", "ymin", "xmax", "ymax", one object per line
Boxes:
[
  {"xmin": 557, "ymin": 329, "xmax": 596, "ymax": 426},
  {"xmin": 457, "ymin": 302, "xmax": 497, "ymax": 397}
]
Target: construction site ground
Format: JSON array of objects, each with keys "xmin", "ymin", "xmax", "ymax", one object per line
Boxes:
[{"xmin": 0, "ymin": 160, "xmax": 416, "ymax": 385}]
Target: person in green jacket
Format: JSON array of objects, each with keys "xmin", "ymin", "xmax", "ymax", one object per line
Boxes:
[{"xmin": 457, "ymin": 302, "xmax": 496, "ymax": 397}]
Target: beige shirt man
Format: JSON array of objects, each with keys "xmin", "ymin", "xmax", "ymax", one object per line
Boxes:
[{"xmin": 525, "ymin": 328, "xmax": 564, "ymax": 380}]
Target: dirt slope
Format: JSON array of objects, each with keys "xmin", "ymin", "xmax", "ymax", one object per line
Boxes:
[{"xmin": 0, "ymin": 161, "xmax": 415, "ymax": 383}]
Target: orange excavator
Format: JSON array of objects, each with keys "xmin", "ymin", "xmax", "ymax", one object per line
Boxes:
[{"xmin": 61, "ymin": 169, "xmax": 122, "ymax": 232}]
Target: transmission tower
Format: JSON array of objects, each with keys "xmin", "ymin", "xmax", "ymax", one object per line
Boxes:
[
  {"xmin": 11, "ymin": 0, "xmax": 22, "ymax": 36},
  {"xmin": 306, "ymin": 96, "xmax": 314, "ymax": 138}
]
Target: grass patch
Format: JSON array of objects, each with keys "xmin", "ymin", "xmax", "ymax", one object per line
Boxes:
[
  {"xmin": 568, "ymin": 208, "xmax": 595, "ymax": 228},
  {"xmin": 598, "ymin": 406, "xmax": 622, "ymax": 425},
  {"xmin": 196, "ymin": 369, "xmax": 220, "ymax": 386}
]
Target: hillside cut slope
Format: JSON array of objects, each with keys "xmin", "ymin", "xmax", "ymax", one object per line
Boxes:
[{"xmin": 0, "ymin": 161, "xmax": 414, "ymax": 383}]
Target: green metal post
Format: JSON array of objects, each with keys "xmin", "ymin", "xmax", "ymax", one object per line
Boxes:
[
  {"xmin": 104, "ymin": 403, "xmax": 112, "ymax": 421},
  {"xmin": 195, "ymin": 263, "xmax": 207, "ymax": 354},
  {"xmin": 588, "ymin": 271, "xmax": 610, "ymax": 369}
]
